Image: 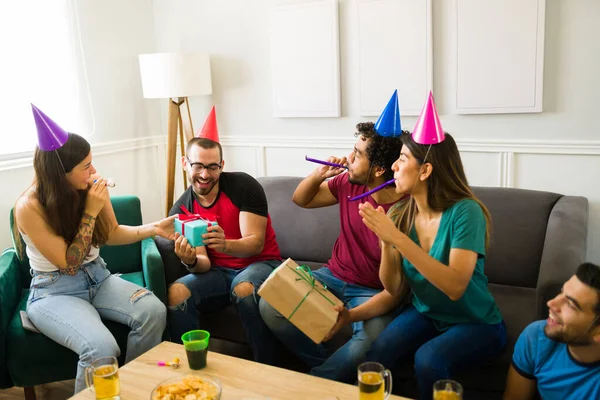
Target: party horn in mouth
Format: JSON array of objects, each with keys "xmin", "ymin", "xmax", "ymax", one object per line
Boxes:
[
  {"xmin": 94, "ymin": 178, "xmax": 115, "ymax": 187},
  {"xmin": 348, "ymin": 179, "xmax": 396, "ymax": 201},
  {"xmin": 305, "ymin": 156, "xmax": 348, "ymax": 170}
]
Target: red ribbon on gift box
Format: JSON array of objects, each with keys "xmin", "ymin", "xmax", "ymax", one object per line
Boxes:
[{"xmin": 178, "ymin": 205, "xmax": 216, "ymax": 235}]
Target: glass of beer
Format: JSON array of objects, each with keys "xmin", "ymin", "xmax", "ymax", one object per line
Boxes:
[
  {"xmin": 84, "ymin": 356, "xmax": 120, "ymax": 400},
  {"xmin": 357, "ymin": 362, "xmax": 392, "ymax": 400},
  {"xmin": 433, "ymin": 379, "xmax": 463, "ymax": 400}
]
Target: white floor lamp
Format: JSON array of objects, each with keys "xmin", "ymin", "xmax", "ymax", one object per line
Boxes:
[{"xmin": 138, "ymin": 52, "xmax": 212, "ymax": 216}]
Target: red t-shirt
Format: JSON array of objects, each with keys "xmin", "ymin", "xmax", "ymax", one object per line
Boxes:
[
  {"xmin": 189, "ymin": 172, "xmax": 281, "ymax": 269},
  {"xmin": 326, "ymin": 174, "xmax": 399, "ymax": 289}
]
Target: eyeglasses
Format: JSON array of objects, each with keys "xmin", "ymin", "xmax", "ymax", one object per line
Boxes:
[{"xmin": 186, "ymin": 157, "xmax": 222, "ymax": 174}]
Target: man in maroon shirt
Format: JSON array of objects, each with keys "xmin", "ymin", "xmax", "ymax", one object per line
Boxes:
[
  {"xmin": 260, "ymin": 122, "xmax": 407, "ymax": 383},
  {"xmin": 166, "ymin": 134, "xmax": 282, "ymax": 366}
]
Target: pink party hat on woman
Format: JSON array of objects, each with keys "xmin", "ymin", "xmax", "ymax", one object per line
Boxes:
[
  {"xmin": 412, "ymin": 92, "xmax": 445, "ymax": 145},
  {"xmin": 31, "ymin": 104, "xmax": 69, "ymax": 151}
]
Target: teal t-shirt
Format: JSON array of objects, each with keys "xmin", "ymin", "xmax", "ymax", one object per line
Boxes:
[{"xmin": 402, "ymin": 199, "xmax": 503, "ymax": 329}]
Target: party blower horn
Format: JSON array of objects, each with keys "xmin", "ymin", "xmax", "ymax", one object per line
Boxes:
[{"xmin": 304, "ymin": 156, "xmax": 348, "ymax": 170}]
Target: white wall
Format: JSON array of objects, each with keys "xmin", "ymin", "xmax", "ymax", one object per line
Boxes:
[
  {"xmin": 152, "ymin": 0, "xmax": 600, "ymax": 141},
  {"xmin": 0, "ymin": 0, "xmax": 166, "ymax": 251},
  {"xmin": 76, "ymin": 0, "xmax": 162, "ymax": 143},
  {"xmin": 152, "ymin": 0, "xmax": 600, "ymax": 262}
]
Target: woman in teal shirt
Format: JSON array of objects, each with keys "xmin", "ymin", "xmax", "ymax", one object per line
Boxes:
[{"xmin": 359, "ymin": 132, "xmax": 506, "ymax": 400}]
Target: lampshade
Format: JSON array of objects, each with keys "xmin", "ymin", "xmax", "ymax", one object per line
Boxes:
[{"xmin": 138, "ymin": 52, "xmax": 212, "ymax": 99}]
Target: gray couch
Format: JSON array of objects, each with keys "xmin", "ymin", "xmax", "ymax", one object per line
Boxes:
[{"xmin": 159, "ymin": 176, "xmax": 588, "ymax": 399}]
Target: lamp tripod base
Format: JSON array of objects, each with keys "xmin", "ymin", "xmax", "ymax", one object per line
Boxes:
[{"xmin": 165, "ymin": 97, "xmax": 194, "ymax": 216}]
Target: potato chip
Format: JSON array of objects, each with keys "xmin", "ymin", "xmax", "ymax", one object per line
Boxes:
[{"xmin": 151, "ymin": 375, "xmax": 219, "ymax": 400}]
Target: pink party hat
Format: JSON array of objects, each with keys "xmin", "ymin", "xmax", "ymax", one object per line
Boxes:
[
  {"xmin": 31, "ymin": 104, "xmax": 69, "ymax": 151},
  {"xmin": 412, "ymin": 92, "xmax": 445, "ymax": 145},
  {"xmin": 196, "ymin": 106, "xmax": 220, "ymax": 143}
]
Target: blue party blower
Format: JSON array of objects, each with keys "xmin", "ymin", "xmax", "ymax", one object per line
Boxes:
[{"xmin": 174, "ymin": 205, "xmax": 218, "ymax": 247}]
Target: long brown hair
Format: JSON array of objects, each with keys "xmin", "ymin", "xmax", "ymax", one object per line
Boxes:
[
  {"xmin": 388, "ymin": 133, "xmax": 492, "ymax": 250},
  {"xmin": 14, "ymin": 133, "xmax": 110, "ymax": 256}
]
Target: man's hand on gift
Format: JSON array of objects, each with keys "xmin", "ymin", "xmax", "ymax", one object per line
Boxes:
[
  {"xmin": 174, "ymin": 233, "xmax": 196, "ymax": 264},
  {"xmin": 203, "ymin": 225, "xmax": 228, "ymax": 253},
  {"xmin": 323, "ymin": 305, "xmax": 351, "ymax": 342}
]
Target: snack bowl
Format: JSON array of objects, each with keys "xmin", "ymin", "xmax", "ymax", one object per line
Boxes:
[{"xmin": 150, "ymin": 373, "xmax": 221, "ymax": 400}]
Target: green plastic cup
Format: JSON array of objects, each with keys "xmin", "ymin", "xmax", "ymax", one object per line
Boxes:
[{"xmin": 181, "ymin": 330, "xmax": 210, "ymax": 370}]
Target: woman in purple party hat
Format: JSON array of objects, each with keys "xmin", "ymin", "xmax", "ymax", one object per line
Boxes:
[
  {"xmin": 13, "ymin": 105, "xmax": 176, "ymax": 395},
  {"xmin": 359, "ymin": 93, "xmax": 506, "ymax": 400}
]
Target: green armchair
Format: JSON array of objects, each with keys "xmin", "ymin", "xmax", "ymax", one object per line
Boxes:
[{"xmin": 0, "ymin": 195, "xmax": 167, "ymax": 399}]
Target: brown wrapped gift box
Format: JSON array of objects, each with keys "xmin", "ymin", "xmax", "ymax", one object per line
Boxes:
[{"xmin": 258, "ymin": 258, "xmax": 343, "ymax": 344}]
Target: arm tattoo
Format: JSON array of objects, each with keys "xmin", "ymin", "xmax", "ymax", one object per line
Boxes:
[{"xmin": 63, "ymin": 213, "xmax": 96, "ymax": 275}]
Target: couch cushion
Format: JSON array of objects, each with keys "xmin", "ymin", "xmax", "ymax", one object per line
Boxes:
[
  {"xmin": 119, "ymin": 271, "xmax": 145, "ymax": 288},
  {"xmin": 489, "ymin": 284, "xmax": 538, "ymax": 351},
  {"xmin": 472, "ymin": 187, "xmax": 561, "ymax": 288},
  {"xmin": 292, "ymin": 260, "xmax": 323, "ymax": 271},
  {"xmin": 6, "ymin": 290, "xmax": 130, "ymax": 387},
  {"xmin": 98, "ymin": 196, "xmax": 144, "ymax": 274},
  {"xmin": 260, "ymin": 180, "xmax": 563, "ymax": 289},
  {"xmin": 258, "ymin": 177, "xmax": 340, "ymax": 264}
]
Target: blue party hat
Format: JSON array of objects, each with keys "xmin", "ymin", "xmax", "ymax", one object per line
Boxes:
[{"xmin": 374, "ymin": 90, "xmax": 401, "ymax": 137}]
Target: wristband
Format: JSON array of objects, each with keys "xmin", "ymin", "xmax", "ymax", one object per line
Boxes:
[{"xmin": 181, "ymin": 258, "xmax": 198, "ymax": 270}]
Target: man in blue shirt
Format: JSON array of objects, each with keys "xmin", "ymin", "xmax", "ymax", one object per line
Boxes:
[{"xmin": 503, "ymin": 262, "xmax": 600, "ymax": 399}]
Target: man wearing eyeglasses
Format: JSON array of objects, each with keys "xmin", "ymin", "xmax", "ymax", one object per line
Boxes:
[{"xmin": 165, "ymin": 135, "xmax": 282, "ymax": 366}]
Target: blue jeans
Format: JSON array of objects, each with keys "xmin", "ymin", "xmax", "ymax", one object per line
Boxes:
[
  {"xmin": 168, "ymin": 259, "xmax": 281, "ymax": 365},
  {"xmin": 26, "ymin": 258, "xmax": 167, "ymax": 394},
  {"xmin": 259, "ymin": 267, "xmax": 398, "ymax": 383},
  {"xmin": 366, "ymin": 305, "xmax": 507, "ymax": 400}
]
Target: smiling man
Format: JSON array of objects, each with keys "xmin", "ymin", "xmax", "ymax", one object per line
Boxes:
[
  {"xmin": 503, "ymin": 262, "xmax": 600, "ymax": 399},
  {"xmin": 165, "ymin": 108, "xmax": 282, "ymax": 366}
]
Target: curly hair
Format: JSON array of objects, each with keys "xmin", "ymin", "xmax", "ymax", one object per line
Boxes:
[{"xmin": 354, "ymin": 122, "xmax": 406, "ymax": 181}]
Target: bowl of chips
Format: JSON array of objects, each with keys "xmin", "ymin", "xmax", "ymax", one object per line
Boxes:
[{"xmin": 150, "ymin": 374, "xmax": 221, "ymax": 400}]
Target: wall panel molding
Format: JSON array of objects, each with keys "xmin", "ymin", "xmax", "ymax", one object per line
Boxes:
[
  {"xmin": 357, "ymin": 0, "xmax": 432, "ymax": 116},
  {"xmin": 219, "ymin": 135, "xmax": 600, "ymax": 184},
  {"xmin": 453, "ymin": 0, "xmax": 546, "ymax": 114}
]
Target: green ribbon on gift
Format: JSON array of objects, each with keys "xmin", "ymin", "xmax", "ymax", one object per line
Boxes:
[{"xmin": 287, "ymin": 265, "xmax": 336, "ymax": 321}]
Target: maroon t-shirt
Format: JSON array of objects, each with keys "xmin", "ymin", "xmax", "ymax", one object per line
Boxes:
[
  {"xmin": 185, "ymin": 172, "xmax": 281, "ymax": 269},
  {"xmin": 326, "ymin": 173, "xmax": 398, "ymax": 289}
]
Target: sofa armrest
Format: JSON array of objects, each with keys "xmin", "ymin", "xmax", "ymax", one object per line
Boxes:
[
  {"xmin": 537, "ymin": 195, "xmax": 589, "ymax": 318},
  {"xmin": 0, "ymin": 248, "xmax": 21, "ymax": 388},
  {"xmin": 141, "ymin": 238, "xmax": 167, "ymax": 305}
]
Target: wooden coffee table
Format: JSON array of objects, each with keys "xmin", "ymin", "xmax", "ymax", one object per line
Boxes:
[{"xmin": 69, "ymin": 341, "xmax": 409, "ymax": 399}]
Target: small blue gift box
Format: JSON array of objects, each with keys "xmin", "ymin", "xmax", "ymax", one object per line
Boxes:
[{"xmin": 175, "ymin": 210, "xmax": 218, "ymax": 247}]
